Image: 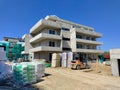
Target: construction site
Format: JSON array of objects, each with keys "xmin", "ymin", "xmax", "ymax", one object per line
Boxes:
[{"xmin": 0, "ymin": 15, "xmax": 120, "ymax": 90}]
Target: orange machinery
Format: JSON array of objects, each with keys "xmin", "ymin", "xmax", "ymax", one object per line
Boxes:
[{"xmin": 70, "ymin": 59, "xmax": 90, "ymax": 70}]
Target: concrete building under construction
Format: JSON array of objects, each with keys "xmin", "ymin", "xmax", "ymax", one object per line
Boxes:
[
  {"xmin": 22, "ymin": 15, "xmax": 103, "ymax": 61},
  {"xmin": 0, "ymin": 37, "xmax": 24, "ymax": 61}
]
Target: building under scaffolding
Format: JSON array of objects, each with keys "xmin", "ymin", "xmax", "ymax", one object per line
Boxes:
[{"xmin": 0, "ymin": 37, "xmax": 24, "ymax": 61}]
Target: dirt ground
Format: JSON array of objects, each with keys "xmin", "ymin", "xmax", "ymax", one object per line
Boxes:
[
  {"xmin": 88, "ymin": 62, "xmax": 112, "ymax": 76},
  {"xmin": 33, "ymin": 63, "xmax": 120, "ymax": 90}
]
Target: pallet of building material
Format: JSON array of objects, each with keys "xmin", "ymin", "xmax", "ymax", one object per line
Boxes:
[
  {"xmin": 67, "ymin": 52, "xmax": 73, "ymax": 68},
  {"xmin": 52, "ymin": 53, "xmax": 61, "ymax": 60},
  {"xmin": 13, "ymin": 62, "xmax": 36, "ymax": 86},
  {"xmin": 52, "ymin": 59, "xmax": 60, "ymax": 67},
  {"xmin": 68, "ymin": 52, "xmax": 73, "ymax": 60},
  {"xmin": 61, "ymin": 59, "xmax": 67, "ymax": 67},
  {"xmin": 51, "ymin": 53, "xmax": 61, "ymax": 67},
  {"xmin": 32, "ymin": 60, "xmax": 45, "ymax": 77},
  {"xmin": 62, "ymin": 52, "xmax": 68, "ymax": 60},
  {"xmin": 67, "ymin": 59, "xmax": 72, "ymax": 68},
  {"xmin": 34, "ymin": 63, "xmax": 45, "ymax": 80},
  {"xmin": 13, "ymin": 61, "xmax": 45, "ymax": 83},
  {"xmin": 62, "ymin": 52, "xmax": 68, "ymax": 67}
]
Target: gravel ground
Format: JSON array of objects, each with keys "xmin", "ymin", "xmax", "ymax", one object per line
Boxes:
[{"xmin": 33, "ymin": 64, "xmax": 120, "ymax": 90}]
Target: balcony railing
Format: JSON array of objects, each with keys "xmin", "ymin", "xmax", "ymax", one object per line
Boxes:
[
  {"xmin": 75, "ymin": 28, "xmax": 102, "ymax": 37},
  {"xmin": 76, "ymin": 39, "xmax": 103, "ymax": 45},
  {"xmin": 30, "ymin": 33, "xmax": 62, "ymax": 43},
  {"xmin": 30, "ymin": 19, "xmax": 61, "ymax": 34},
  {"xmin": 29, "ymin": 46, "xmax": 62, "ymax": 52},
  {"xmin": 76, "ymin": 49, "xmax": 104, "ymax": 54}
]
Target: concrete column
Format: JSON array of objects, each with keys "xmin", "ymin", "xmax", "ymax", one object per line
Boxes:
[{"xmin": 70, "ymin": 28, "xmax": 76, "ymax": 52}]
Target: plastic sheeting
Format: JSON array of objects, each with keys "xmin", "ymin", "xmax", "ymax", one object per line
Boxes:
[
  {"xmin": 67, "ymin": 52, "xmax": 73, "ymax": 68},
  {"xmin": 13, "ymin": 62, "xmax": 45, "ymax": 85},
  {"xmin": 0, "ymin": 51, "xmax": 6, "ymax": 60},
  {"xmin": 13, "ymin": 62, "xmax": 36, "ymax": 85},
  {"xmin": 0, "ymin": 48, "xmax": 12, "ymax": 84},
  {"xmin": 0, "ymin": 61, "xmax": 12, "ymax": 84},
  {"xmin": 62, "ymin": 53, "xmax": 68, "ymax": 67}
]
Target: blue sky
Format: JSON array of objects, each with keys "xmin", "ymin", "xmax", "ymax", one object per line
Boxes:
[{"xmin": 0, "ymin": 0, "xmax": 120, "ymax": 51}]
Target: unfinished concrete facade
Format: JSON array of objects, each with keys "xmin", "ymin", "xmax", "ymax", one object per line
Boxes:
[
  {"xmin": 22, "ymin": 15, "xmax": 103, "ymax": 61},
  {"xmin": 110, "ymin": 49, "xmax": 120, "ymax": 76},
  {"xmin": 22, "ymin": 34, "xmax": 34, "ymax": 61}
]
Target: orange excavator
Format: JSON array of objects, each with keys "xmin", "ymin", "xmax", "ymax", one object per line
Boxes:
[{"xmin": 70, "ymin": 58, "xmax": 90, "ymax": 70}]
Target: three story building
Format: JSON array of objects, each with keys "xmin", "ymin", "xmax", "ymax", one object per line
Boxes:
[{"xmin": 22, "ymin": 15, "xmax": 103, "ymax": 61}]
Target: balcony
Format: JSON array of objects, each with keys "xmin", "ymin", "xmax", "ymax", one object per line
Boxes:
[
  {"xmin": 76, "ymin": 39, "xmax": 103, "ymax": 45},
  {"xmin": 74, "ymin": 28, "xmax": 102, "ymax": 37},
  {"xmin": 76, "ymin": 49, "xmax": 104, "ymax": 54},
  {"xmin": 29, "ymin": 46, "xmax": 62, "ymax": 53},
  {"xmin": 30, "ymin": 19, "xmax": 61, "ymax": 34},
  {"xmin": 30, "ymin": 33, "xmax": 62, "ymax": 43}
]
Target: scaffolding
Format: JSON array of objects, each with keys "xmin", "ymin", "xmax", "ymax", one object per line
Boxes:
[{"xmin": 0, "ymin": 41, "xmax": 24, "ymax": 61}]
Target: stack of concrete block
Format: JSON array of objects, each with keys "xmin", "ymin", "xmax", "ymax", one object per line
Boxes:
[
  {"xmin": 35, "ymin": 63, "xmax": 45, "ymax": 81},
  {"xmin": 51, "ymin": 53, "xmax": 60, "ymax": 67},
  {"xmin": 67, "ymin": 52, "xmax": 73, "ymax": 68},
  {"xmin": 33, "ymin": 60, "xmax": 45, "ymax": 77},
  {"xmin": 62, "ymin": 52, "xmax": 68, "ymax": 67}
]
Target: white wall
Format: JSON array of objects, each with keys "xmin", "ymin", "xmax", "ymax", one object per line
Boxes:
[
  {"xmin": 61, "ymin": 30, "xmax": 70, "ymax": 38},
  {"xmin": 62, "ymin": 40, "xmax": 71, "ymax": 48},
  {"xmin": 70, "ymin": 28, "xmax": 76, "ymax": 52},
  {"xmin": 24, "ymin": 34, "xmax": 32, "ymax": 54},
  {"xmin": 110, "ymin": 49, "xmax": 120, "ymax": 76}
]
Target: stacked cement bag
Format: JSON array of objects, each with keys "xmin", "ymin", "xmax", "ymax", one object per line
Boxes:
[
  {"xmin": 13, "ymin": 63, "xmax": 36, "ymax": 85},
  {"xmin": 51, "ymin": 53, "xmax": 60, "ymax": 67},
  {"xmin": 62, "ymin": 52, "xmax": 67, "ymax": 67},
  {"xmin": 13, "ymin": 62, "xmax": 45, "ymax": 85},
  {"xmin": 67, "ymin": 52, "xmax": 73, "ymax": 68}
]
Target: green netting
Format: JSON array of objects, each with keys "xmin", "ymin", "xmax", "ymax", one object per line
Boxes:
[{"xmin": 0, "ymin": 41, "xmax": 24, "ymax": 61}]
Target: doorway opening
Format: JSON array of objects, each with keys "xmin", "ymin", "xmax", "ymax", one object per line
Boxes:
[
  {"xmin": 49, "ymin": 53, "xmax": 52, "ymax": 62},
  {"xmin": 117, "ymin": 59, "xmax": 120, "ymax": 76}
]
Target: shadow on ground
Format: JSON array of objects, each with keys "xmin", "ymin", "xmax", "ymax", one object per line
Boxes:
[
  {"xmin": 0, "ymin": 75, "xmax": 49, "ymax": 90},
  {"xmin": 0, "ymin": 85, "xmax": 43, "ymax": 90},
  {"xmin": 0, "ymin": 73, "xmax": 52, "ymax": 90},
  {"xmin": 44, "ymin": 73, "xmax": 52, "ymax": 77}
]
